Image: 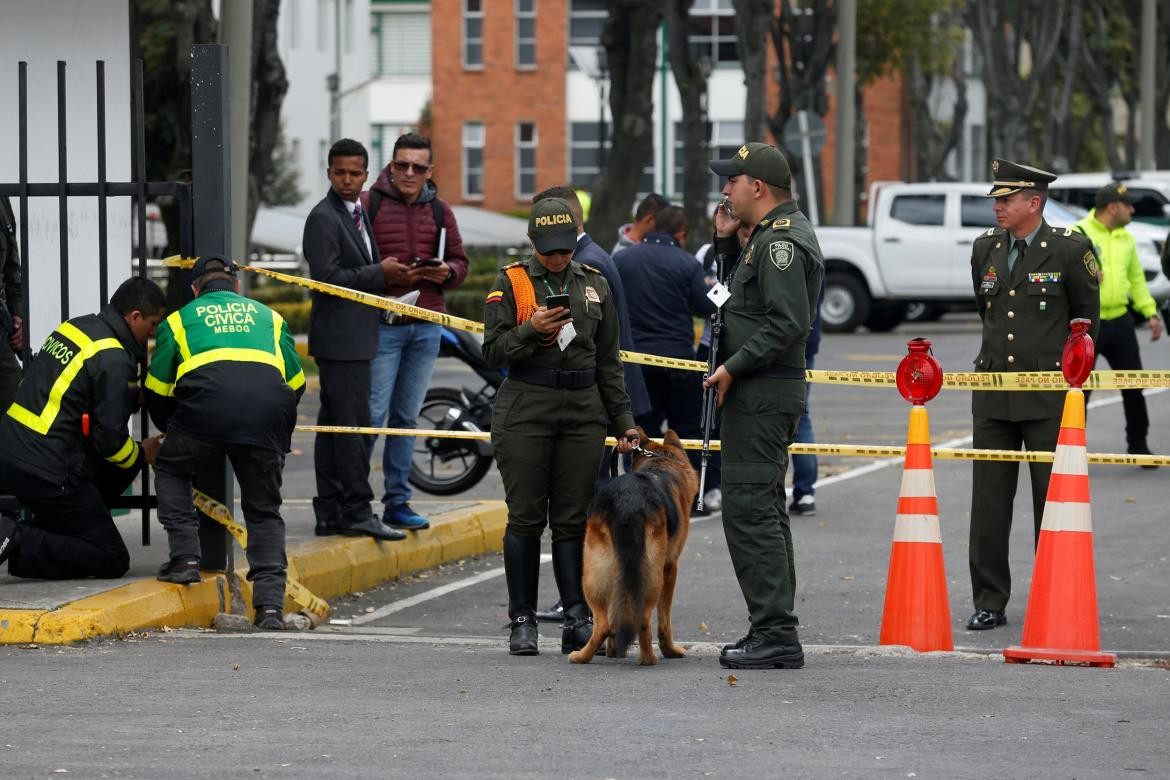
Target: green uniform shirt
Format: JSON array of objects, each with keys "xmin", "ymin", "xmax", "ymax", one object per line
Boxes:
[
  {"xmin": 483, "ymin": 256, "xmax": 635, "ymax": 434},
  {"xmin": 715, "ymin": 200, "xmax": 824, "ymax": 413},
  {"xmin": 971, "ymin": 220, "xmax": 1100, "ymax": 421}
]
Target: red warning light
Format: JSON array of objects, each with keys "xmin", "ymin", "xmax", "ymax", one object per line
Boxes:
[
  {"xmin": 896, "ymin": 338, "xmax": 944, "ymax": 405},
  {"xmin": 1062, "ymin": 318, "xmax": 1095, "ymax": 389}
]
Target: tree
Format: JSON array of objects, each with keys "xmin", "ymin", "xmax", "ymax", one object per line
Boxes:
[
  {"xmin": 732, "ymin": 0, "xmax": 772, "ymax": 142},
  {"xmin": 257, "ymin": 122, "xmax": 304, "ymax": 207},
  {"xmin": 588, "ymin": 0, "xmax": 665, "ymax": 251},
  {"xmin": 767, "ymin": 0, "xmax": 835, "ymax": 219},
  {"xmin": 665, "ymin": 0, "xmax": 710, "ymax": 251},
  {"xmin": 130, "ymin": 0, "xmax": 288, "ymax": 253},
  {"xmin": 967, "ymin": 1, "xmax": 1068, "ymax": 165}
]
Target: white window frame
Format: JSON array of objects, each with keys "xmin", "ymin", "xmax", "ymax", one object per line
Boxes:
[
  {"xmin": 515, "ymin": 122, "xmax": 538, "ymax": 199},
  {"xmin": 568, "ymin": 0, "xmax": 607, "ymax": 48},
  {"xmin": 515, "ymin": 0, "xmax": 536, "ymax": 69},
  {"xmin": 688, "ymin": 0, "xmax": 737, "ymax": 65},
  {"xmin": 463, "ymin": 0, "xmax": 485, "ymax": 69},
  {"xmin": 463, "ymin": 121, "xmax": 486, "ymax": 199}
]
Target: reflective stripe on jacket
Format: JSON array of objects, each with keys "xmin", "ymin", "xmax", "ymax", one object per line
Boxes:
[
  {"xmin": 0, "ymin": 307, "xmax": 143, "ymax": 487},
  {"xmin": 145, "ymin": 289, "xmax": 304, "ymax": 452}
]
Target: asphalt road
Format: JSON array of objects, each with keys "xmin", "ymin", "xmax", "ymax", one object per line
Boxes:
[{"xmin": 3, "ymin": 312, "xmax": 1170, "ymax": 778}]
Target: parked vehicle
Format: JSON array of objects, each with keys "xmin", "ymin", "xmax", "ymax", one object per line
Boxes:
[
  {"xmin": 1048, "ymin": 171, "xmax": 1170, "ymax": 227},
  {"xmin": 816, "ymin": 181, "xmax": 1170, "ymax": 333},
  {"xmin": 408, "ymin": 326, "xmax": 502, "ymax": 496}
]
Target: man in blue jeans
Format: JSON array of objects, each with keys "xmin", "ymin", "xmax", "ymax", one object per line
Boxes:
[
  {"xmin": 790, "ymin": 292, "xmax": 823, "ymax": 516},
  {"xmin": 361, "ymin": 133, "xmax": 469, "ymax": 530}
]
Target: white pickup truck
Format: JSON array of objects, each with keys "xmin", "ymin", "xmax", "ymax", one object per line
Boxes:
[{"xmin": 816, "ymin": 182, "xmax": 1170, "ymax": 333}]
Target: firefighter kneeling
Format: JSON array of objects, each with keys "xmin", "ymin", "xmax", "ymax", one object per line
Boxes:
[
  {"xmin": 145, "ymin": 255, "xmax": 305, "ymax": 630},
  {"xmin": 0, "ymin": 277, "xmax": 166, "ymax": 579}
]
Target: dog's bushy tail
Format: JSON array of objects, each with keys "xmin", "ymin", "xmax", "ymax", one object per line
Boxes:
[{"xmin": 591, "ymin": 472, "xmax": 665, "ymax": 656}]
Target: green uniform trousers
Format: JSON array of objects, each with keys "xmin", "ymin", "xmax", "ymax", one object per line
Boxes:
[
  {"xmin": 720, "ymin": 377, "xmax": 801, "ymax": 644},
  {"xmin": 969, "ymin": 414, "xmax": 1059, "ymax": 612},
  {"xmin": 491, "ymin": 379, "xmax": 607, "ymax": 542}
]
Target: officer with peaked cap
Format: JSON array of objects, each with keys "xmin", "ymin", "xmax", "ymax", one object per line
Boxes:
[
  {"xmin": 705, "ymin": 143, "xmax": 824, "ymax": 669},
  {"xmin": 966, "ymin": 159, "xmax": 1099, "ymax": 630},
  {"xmin": 482, "ymin": 197, "xmax": 640, "ymax": 656}
]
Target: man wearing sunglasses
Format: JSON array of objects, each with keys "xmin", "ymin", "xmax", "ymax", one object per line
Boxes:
[{"xmin": 360, "ymin": 133, "xmax": 469, "ymax": 532}]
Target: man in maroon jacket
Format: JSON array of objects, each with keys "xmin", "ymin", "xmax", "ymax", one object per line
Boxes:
[{"xmin": 360, "ymin": 133, "xmax": 469, "ymax": 529}]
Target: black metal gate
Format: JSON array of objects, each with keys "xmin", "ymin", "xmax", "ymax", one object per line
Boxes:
[{"xmin": 0, "ymin": 59, "xmax": 194, "ymax": 546}]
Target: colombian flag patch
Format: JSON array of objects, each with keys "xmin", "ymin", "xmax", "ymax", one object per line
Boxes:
[{"xmin": 485, "ymin": 290, "xmax": 504, "ymax": 304}]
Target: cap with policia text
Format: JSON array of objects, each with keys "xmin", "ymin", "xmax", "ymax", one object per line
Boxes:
[
  {"xmin": 191, "ymin": 254, "xmax": 238, "ymax": 281},
  {"xmin": 528, "ymin": 197, "xmax": 579, "ymax": 254},
  {"xmin": 986, "ymin": 159, "xmax": 1057, "ymax": 197},
  {"xmin": 1094, "ymin": 181, "xmax": 1134, "ymax": 209},
  {"xmin": 709, "ymin": 142, "xmax": 792, "ymax": 188}
]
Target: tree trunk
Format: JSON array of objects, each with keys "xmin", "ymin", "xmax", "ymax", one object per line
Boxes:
[
  {"xmin": 588, "ymin": 0, "xmax": 664, "ymax": 251},
  {"xmin": 732, "ymin": 0, "xmax": 772, "ymax": 142},
  {"xmin": 665, "ymin": 0, "xmax": 709, "ymax": 251}
]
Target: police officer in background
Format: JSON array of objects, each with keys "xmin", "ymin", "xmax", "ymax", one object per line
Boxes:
[
  {"xmin": 1072, "ymin": 182, "xmax": 1161, "ymax": 463},
  {"xmin": 966, "ymin": 159, "xmax": 1099, "ymax": 630},
  {"xmin": 705, "ymin": 143, "xmax": 823, "ymax": 670},
  {"xmin": 483, "ymin": 197, "xmax": 640, "ymax": 656},
  {"xmin": 0, "ymin": 277, "xmax": 166, "ymax": 579}
]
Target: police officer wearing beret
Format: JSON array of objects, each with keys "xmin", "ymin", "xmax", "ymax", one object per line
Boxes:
[
  {"xmin": 483, "ymin": 197, "xmax": 640, "ymax": 656},
  {"xmin": 705, "ymin": 143, "xmax": 824, "ymax": 670},
  {"xmin": 966, "ymin": 159, "xmax": 1100, "ymax": 630}
]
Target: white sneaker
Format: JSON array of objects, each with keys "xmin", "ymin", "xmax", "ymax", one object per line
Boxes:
[
  {"xmin": 703, "ymin": 489, "xmax": 722, "ymax": 512},
  {"xmin": 789, "ymin": 494, "xmax": 816, "ymax": 516}
]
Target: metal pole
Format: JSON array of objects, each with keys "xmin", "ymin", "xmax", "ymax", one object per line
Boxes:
[
  {"xmin": 220, "ymin": 0, "xmax": 253, "ymax": 272},
  {"xmin": 1139, "ymin": 0, "xmax": 1156, "ymax": 171},
  {"xmin": 332, "ymin": 0, "xmax": 343, "ymax": 141},
  {"xmin": 799, "ymin": 111, "xmax": 820, "ymax": 226},
  {"xmin": 96, "ymin": 62, "xmax": 109, "ymax": 307},
  {"xmin": 190, "ymin": 44, "xmax": 234, "ymax": 572},
  {"xmin": 132, "ymin": 60, "xmax": 152, "ymax": 546},
  {"xmin": 834, "ymin": 0, "xmax": 856, "ymax": 225},
  {"xmin": 56, "ymin": 61, "xmax": 69, "ymax": 321},
  {"xmin": 17, "ymin": 62, "xmax": 30, "ymax": 367}
]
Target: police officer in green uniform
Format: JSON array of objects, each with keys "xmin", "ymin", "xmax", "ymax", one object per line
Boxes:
[
  {"xmin": 705, "ymin": 143, "xmax": 824, "ymax": 670},
  {"xmin": 483, "ymin": 197, "xmax": 640, "ymax": 656},
  {"xmin": 966, "ymin": 159, "xmax": 1100, "ymax": 630}
]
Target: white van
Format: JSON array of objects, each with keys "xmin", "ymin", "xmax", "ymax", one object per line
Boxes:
[{"xmin": 1048, "ymin": 172, "xmax": 1170, "ymax": 228}]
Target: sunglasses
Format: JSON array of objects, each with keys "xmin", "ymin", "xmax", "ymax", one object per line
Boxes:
[{"xmin": 392, "ymin": 160, "xmax": 432, "ymax": 175}]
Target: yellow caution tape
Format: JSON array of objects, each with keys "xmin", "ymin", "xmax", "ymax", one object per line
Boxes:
[
  {"xmin": 192, "ymin": 487, "xmax": 331, "ymax": 621},
  {"xmin": 164, "ymin": 255, "xmax": 1170, "ymax": 390},
  {"xmin": 295, "ymin": 425, "xmax": 1169, "ymax": 466}
]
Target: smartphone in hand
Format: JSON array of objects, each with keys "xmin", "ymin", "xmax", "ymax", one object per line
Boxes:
[{"xmin": 544, "ymin": 293, "xmax": 571, "ymax": 316}]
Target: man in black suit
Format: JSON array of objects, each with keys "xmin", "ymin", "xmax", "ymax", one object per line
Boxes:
[{"xmin": 303, "ymin": 138, "xmax": 405, "ymax": 541}]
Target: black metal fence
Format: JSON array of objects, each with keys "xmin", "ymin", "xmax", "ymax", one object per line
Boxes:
[{"xmin": 0, "ymin": 59, "xmax": 194, "ymax": 546}]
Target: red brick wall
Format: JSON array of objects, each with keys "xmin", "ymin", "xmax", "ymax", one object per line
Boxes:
[{"xmin": 430, "ymin": 0, "xmax": 568, "ymax": 211}]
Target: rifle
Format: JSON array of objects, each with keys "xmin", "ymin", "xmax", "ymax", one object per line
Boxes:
[{"xmin": 696, "ymin": 250, "xmax": 725, "ymax": 513}]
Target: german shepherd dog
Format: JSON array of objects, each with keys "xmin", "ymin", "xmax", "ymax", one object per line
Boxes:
[{"xmin": 568, "ymin": 428, "xmax": 696, "ymax": 665}]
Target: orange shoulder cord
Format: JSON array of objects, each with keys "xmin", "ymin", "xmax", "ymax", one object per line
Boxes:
[
  {"xmin": 504, "ymin": 264, "xmax": 556, "ymax": 347},
  {"xmin": 505, "ymin": 265, "xmax": 538, "ymax": 325}
]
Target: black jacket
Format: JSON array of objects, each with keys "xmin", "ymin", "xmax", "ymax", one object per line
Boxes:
[
  {"xmin": 303, "ymin": 189, "xmax": 388, "ymax": 361},
  {"xmin": 0, "ymin": 307, "xmax": 143, "ymax": 492}
]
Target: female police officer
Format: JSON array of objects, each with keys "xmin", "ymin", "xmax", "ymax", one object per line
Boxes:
[{"xmin": 483, "ymin": 197, "xmax": 639, "ymax": 656}]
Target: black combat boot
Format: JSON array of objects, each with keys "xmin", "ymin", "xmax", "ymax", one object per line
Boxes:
[
  {"xmin": 503, "ymin": 530, "xmax": 541, "ymax": 655},
  {"xmin": 551, "ymin": 538, "xmax": 594, "ymax": 654}
]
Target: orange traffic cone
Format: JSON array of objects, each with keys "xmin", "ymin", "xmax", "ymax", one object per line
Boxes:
[
  {"xmin": 879, "ymin": 405, "xmax": 954, "ymax": 652},
  {"xmin": 1004, "ymin": 389, "xmax": 1115, "ymax": 667}
]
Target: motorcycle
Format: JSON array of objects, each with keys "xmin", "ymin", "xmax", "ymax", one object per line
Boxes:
[{"xmin": 407, "ymin": 326, "xmax": 505, "ymax": 495}]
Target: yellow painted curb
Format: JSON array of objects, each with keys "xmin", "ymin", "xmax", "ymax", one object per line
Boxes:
[{"xmin": 0, "ymin": 500, "xmax": 506, "ymax": 645}]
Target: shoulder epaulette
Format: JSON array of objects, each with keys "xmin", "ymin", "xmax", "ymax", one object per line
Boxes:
[
  {"xmin": 502, "ymin": 261, "xmax": 525, "ymax": 270},
  {"xmin": 581, "ymin": 264, "xmax": 602, "ymax": 274},
  {"xmin": 771, "ymin": 218, "xmax": 791, "ymax": 230},
  {"xmin": 1056, "ymin": 226, "xmax": 1089, "ymax": 242},
  {"xmin": 976, "ymin": 227, "xmax": 1002, "ymax": 240}
]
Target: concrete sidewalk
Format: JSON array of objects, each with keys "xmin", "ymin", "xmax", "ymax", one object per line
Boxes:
[{"xmin": 0, "ymin": 498, "xmax": 506, "ymax": 645}]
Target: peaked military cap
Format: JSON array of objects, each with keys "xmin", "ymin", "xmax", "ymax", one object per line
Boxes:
[
  {"xmin": 986, "ymin": 159, "xmax": 1057, "ymax": 197},
  {"xmin": 710, "ymin": 143, "xmax": 792, "ymax": 187},
  {"xmin": 1094, "ymin": 181, "xmax": 1134, "ymax": 208}
]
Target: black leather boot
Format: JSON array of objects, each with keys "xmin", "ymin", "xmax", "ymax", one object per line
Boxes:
[
  {"xmin": 503, "ymin": 530, "xmax": 541, "ymax": 655},
  {"xmin": 552, "ymin": 538, "xmax": 594, "ymax": 654}
]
